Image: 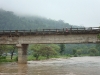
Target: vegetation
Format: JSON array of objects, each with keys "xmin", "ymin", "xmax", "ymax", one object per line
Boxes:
[
  {"xmin": 0, "ymin": 45, "xmax": 17, "ymax": 62},
  {"xmin": 0, "ymin": 44, "xmax": 100, "ymax": 62},
  {"xmin": 59, "ymin": 44, "xmax": 66, "ymax": 55},
  {"xmin": 30, "ymin": 44, "xmax": 60, "ymax": 60},
  {"xmin": 28, "ymin": 44, "xmax": 100, "ymax": 60}
]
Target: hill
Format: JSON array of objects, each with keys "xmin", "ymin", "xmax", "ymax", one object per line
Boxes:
[{"xmin": 0, "ymin": 9, "xmax": 82, "ymax": 30}]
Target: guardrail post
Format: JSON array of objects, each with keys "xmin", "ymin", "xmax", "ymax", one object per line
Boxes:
[
  {"xmin": 63, "ymin": 28, "xmax": 64, "ymax": 34},
  {"xmin": 49, "ymin": 29, "xmax": 50, "ymax": 34},
  {"xmin": 84, "ymin": 28, "xmax": 85, "ymax": 32},
  {"xmin": 10, "ymin": 30, "xmax": 11, "ymax": 36},
  {"xmin": 43, "ymin": 29, "xmax": 44, "ymax": 34},
  {"xmin": 36, "ymin": 29, "xmax": 38, "ymax": 34},
  {"xmin": 30, "ymin": 30, "xmax": 31, "ymax": 35},
  {"xmin": 3, "ymin": 30, "xmax": 5, "ymax": 34},
  {"xmin": 15, "ymin": 30, "xmax": 19, "ymax": 36},
  {"xmin": 70, "ymin": 26, "xmax": 72, "ymax": 34}
]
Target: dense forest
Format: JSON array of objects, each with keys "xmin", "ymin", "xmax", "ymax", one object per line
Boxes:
[
  {"xmin": 0, "ymin": 9, "xmax": 83, "ymax": 30},
  {"xmin": 0, "ymin": 9, "xmax": 100, "ymax": 61}
]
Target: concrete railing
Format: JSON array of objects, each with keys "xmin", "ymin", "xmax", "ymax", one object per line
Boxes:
[{"xmin": 0, "ymin": 27, "xmax": 100, "ymax": 36}]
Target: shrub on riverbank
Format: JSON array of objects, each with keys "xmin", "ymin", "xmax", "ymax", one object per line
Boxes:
[
  {"xmin": 27, "ymin": 55, "xmax": 70, "ymax": 61},
  {"xmin": 0, "ymin": 56, "xmax": 17, "ymax": 63},
  {"xmin": 0, "ymin": 56, "xmax": 6, "ymax": 59}
]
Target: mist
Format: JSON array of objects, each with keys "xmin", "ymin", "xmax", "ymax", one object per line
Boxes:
[{"xmin": 0, "ymin": 0, "xmax": 100, "ymax": 27}]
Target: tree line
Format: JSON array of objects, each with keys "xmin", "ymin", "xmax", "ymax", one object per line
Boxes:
[
  {"xmin": 29, "ymin": 44, "xmax": 100, "ymax": 60},
  {"xmin": 0, "ymin": 43, "xmax": 100, "ymax": 61}
]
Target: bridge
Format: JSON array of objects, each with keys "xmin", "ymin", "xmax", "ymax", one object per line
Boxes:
[{"xmin": 0, "ymin": 27, "xmax": 100, "ymax": 64}]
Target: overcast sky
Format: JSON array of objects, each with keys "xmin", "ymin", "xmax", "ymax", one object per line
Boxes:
[{"xmin": 0, "ymin": 0, "xmax": 100, "ymax": 27}]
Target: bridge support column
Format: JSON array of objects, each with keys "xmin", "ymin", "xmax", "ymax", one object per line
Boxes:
[{"xmin": 16, "ymin": 44, "xmax": 28, "ymax": 64}]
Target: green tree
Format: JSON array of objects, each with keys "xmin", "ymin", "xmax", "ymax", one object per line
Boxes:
[
  {"xmin": 31, "ymin": 44, "xmax": 42, "ymax": 60},
  {"xmin": 8, "ymin": 45, "xmax": 16, "ymax": 59},
  {"xmin": 89, "ymin": 48, "xmax": 99, "ymax": 56},
  {"xmin": 2, "ymin": 45, "xmax": 16, "ymax": 59},
  {"xmin": 96, "ymin": 44, "xmax": 100, "ymax": 55},
  {"xmin": 41, "ymin": 45, "xmax": 53, "ymax": 59},
  {"xmin": 59, "ymin": 44, "xmax": 66, "ymax": 55},
  {"xmin": 73, "ymin": 49, "xmax": 77, "ymax": 57},
  {"xmin": 30, "ymin": 44, "xmax": 60, "ymax": 59},
  {"xmin": 40, "ymin": 44, "xmax": 60, "ymax": 59},
  {"xmin": 76, "ymin": 49, "xmax": 82, "ymax": 56},
  {"xmin": 0, "ymin": 45, "xmax": 7, "ymax": 56},
  {"xmin": 50, "ymin": 44, "xmax": 60, "ymax": 55}
]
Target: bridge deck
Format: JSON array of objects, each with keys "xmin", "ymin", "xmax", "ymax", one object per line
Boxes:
[{"xmin": 0, "ymin": 27, "xmax": 100, "ymax": 36}]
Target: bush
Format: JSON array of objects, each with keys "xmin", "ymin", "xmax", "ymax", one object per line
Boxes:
[
  {"xmin": 0, "ymin": 56, "xmax": 6, "ymax": 59},
  {"xmin": 0, "ymin": 59, "xmax": 13, "ymax": 62},
  {"xmin": 14, "ymin": 56, "xmax": 18, "ymax": 62},
  {"xmin": 89, "ymin": 52, "xmax": 95, "ymax": 56},
  {"xmin": 74, "ymin": 54, "xmax": 77, "ymax": 57}
]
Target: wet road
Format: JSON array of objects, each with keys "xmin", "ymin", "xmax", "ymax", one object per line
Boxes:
[{"xmin": 0, "ymin": 56, "xmax": 100, "ymax": 75}]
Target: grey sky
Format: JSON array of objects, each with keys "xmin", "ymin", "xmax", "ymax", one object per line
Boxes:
[{"xmin": 0, "ymin": 0, "xmax": 100, "ymax": 27}]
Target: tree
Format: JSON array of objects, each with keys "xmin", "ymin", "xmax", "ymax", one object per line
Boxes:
[
  {"xmin": 10, "ymin": 45, "xmax": 16, "ymax": 60},
  {"xmin": 31, "ymin": 44, "xmax": 42, "ymax": 60},
  {"xmin": 30, "ymin": 44, "xmax": 60, "ymax": 59},
  {"xmin": 96, "ymin": 44, "xmax": 100, "ymax": 55},
  {"xmin": 40, "ymin": 44, "xmax": 60, "ymax": 59},
  {"xmin": 50, "ymin": 44, "xmax": 60, "ymax": 55},
  {"xmin": 89, "ymin": 48, "xmax": 99, "ymax": 56},
  {"xmin": 0, "ymin": 45, "xmax": 7, "ymax": 56},
  {"xmin": 59, "ymin": 44, "xmax": 66, "ymax": 55},
  {"xmin": 76, "ymin": 49, "xmax": 82, "ymax": 56},
  {"xmin": 41, "ymin": 45, "xmax": 53, "ymax": 59},
  {"xmin": 73, "ymin": 49, "xmax": 77, "ymax": 57},
  {"xmin": 5, "ymin": 45, "xmax": 16, "ymax": 59}
]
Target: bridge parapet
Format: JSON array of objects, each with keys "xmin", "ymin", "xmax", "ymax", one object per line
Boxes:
[{"xmin": 0, "ymin": 27, "xmax": 100, "ymax": 36}]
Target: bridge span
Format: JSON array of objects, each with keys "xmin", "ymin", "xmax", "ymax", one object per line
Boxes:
[{"xmin": 0, "ymin": 27, "xmax": 100, "ymax": 64}]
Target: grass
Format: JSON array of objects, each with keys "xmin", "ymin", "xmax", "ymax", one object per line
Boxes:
[
  {"xmin": 0, "ymin": 55, "xmax": 18, "ymax": 63},
  {"xmin": 27, "ymin": 55, "xmax": 70, "ymax": 61},
  {"xmin": 27, "ymin": 55, "xmax": 47, "ymax": 61},
  {"xmin": 27, "ymin": 55, "xmax": 35, "ymax": 61},
  {"xmin": 0, "ymin": 55, "xmax": 71, "ymax": 63}
]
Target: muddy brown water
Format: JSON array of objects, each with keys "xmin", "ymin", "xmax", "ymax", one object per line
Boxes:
[{"xmin": 0, "ymin": 56, "xmax": 100, "ymax": 75}]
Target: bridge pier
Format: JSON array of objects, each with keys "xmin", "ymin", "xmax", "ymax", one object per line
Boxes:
[{"xmin": 16, "ymin": 44, "xmax": 28, "ymax": 64}]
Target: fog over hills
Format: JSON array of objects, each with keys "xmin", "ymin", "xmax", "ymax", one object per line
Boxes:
[{"xmin": 0, "ymin": 9, "xmax": 83, "ymax": 30}]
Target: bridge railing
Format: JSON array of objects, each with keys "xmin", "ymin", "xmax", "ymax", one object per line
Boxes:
[{"xmin": 0, "ymin": 27, "xmax": 100, "ymax": 36}]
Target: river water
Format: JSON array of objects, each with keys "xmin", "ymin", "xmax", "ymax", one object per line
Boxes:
[{"xmin": 0, "ymin": 56, "xmax": 100, "ymax": 75}]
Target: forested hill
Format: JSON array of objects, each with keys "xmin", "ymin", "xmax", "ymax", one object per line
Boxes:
[{"xmin": 0, "ymin": 9, "xmax": 82, "ymax": 30}]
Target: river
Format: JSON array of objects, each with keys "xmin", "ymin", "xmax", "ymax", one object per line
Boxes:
[{"xmin": 0, "ymin": 56, "xmax": 100, "ymax": 75}]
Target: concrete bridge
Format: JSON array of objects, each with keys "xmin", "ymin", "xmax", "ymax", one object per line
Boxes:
[{"xmin": 0, "ymin": 27, "xmax": 100, "ymax": 64}]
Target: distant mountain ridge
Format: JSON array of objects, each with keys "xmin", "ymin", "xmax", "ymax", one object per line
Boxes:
[{"xmin": 0, "ymin": 9, "xmax": 83, "ymax": 30}]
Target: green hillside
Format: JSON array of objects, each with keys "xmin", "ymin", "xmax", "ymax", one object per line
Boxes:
[{"xmin": 0, "ymin": 9, "xmax": 82, "ymax": 30}]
